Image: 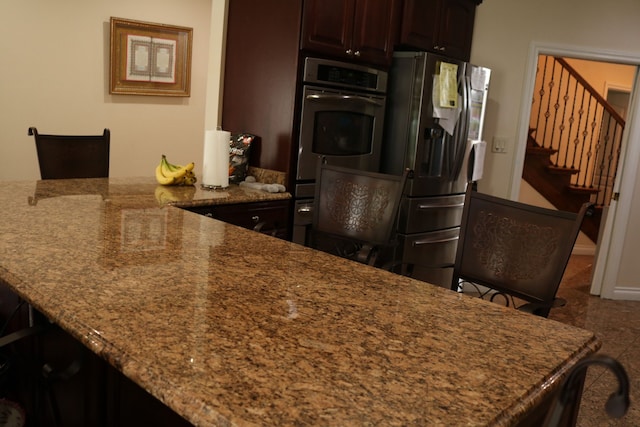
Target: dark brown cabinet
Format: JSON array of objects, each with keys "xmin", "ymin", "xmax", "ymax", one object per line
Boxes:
[
  {"xmin": 301, "ymin": 0, "xmax": 397, "ymax": 67},
  {"xmin": 0, "ymin": 284, "xmax": 190, "ymax": 427},
  {"xmin": 398, "ymin": 0, "xmax": 478, "ymax": 61},
  {"xmin": 222, "ymin": 0, "xmax": 301, "ymax": 183},
  {"xmin": 185, "ymin": 200, "xmax": 291, "ymax": 240}
]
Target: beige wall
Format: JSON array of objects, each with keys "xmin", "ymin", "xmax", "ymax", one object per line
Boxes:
[
  {"xmin": 0, "ymin": 0, "xmax": 220, "ymax": 180},
  {"xmin": 471, "ymin": 0, "xmax": 640, "ymax": 197},
  {"xmin": 565, "ymin": 58, "xmax": 636, "ymax": 97},
  {"xmin": 472, "ymin": 0, "xmax": 640, "ymax": 297}
]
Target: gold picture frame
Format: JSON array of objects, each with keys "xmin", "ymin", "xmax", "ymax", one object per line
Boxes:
[{"xmin": 109, "ymin": 17, "xmax": 192, "ymax": 97}]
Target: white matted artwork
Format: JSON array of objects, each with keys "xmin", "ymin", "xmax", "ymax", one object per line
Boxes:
[{"xmin": 125, "ymin": 35, "xmax": 176, "ymax": 83}]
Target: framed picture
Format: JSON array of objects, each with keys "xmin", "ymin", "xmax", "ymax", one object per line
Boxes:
[{"xmin": 109, "ymin": 17, "xmax": 193, "ymax": 97}]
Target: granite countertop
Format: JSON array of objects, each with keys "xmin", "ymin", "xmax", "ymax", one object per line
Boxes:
[
  {"xmin": 0, "ymin": 178, "xmax": 600, "ymax": 426},
  {"xmin": 27, "ymin": 174, "xmax": 291, "ymax": 209}
]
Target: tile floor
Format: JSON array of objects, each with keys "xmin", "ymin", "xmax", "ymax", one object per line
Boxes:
[{"xmin": 548, "ymin": 255, "xmax": 640, "ymax": 426}]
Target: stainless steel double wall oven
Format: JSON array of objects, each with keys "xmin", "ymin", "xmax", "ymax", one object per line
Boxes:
[{"xmin": 292, "ymin": 58, "xmax": 388, "ymax": 245}]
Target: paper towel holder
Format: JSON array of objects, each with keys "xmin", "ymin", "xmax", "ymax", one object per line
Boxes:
[{"xmin": 201, "ymin": 127, "xmax": 230, "ymax": 190}]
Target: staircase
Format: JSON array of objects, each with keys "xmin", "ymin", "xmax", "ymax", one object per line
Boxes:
[
  {"xmin": 523, "ymin": 56, "xmax": 626, "ymax": 243},
  {"xmin": 524, "ymin": 128, "xmax": 602, "ymax": 242}
]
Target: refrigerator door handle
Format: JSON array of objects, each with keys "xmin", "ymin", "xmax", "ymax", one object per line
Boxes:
[{"xmin": 450, "ymin": 74, "xmax": 471, "ymax": 180}]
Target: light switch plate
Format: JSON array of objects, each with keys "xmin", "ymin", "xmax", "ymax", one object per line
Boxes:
[{"xmin": 492, "ymin": 136, "xmax": 509, "ymax": 153}]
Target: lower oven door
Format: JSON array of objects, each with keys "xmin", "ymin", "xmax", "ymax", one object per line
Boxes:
[
  {"xmin": 296, "ymin": 85, "xmax": 386, "ymax": 181},
  {"xmin": 396, "ymin": 228, "xmax": 459, "ymax": 288}
]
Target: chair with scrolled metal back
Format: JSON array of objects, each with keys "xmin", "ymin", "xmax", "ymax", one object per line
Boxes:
[
  {"xmin": 451, "ymin": 185, "xmax": 593, "ymax": 317},
  {"xmin": 28, "ymin": 127, "xmax": 110, "ymax": 179},
  {"xmin": 543, "ymin": 354, "xmax": 630, "ymax": 426},
  {"xmin": 309, "ymin": 160, "xmax": 410, "ymax": 268}
]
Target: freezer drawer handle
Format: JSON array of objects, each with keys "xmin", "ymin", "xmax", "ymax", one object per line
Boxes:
[
  {"xmin": 417, "ymin": 202, "xmax": 464, "ymax": 209},
  {"xmin": 412, "ymin": 236, "xmax": 459, "ymax": 246}
]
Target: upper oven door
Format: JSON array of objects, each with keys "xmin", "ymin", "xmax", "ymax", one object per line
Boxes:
[{"xmin": 297, "ymin": 85, "xmax": 386, "ymax": 181}]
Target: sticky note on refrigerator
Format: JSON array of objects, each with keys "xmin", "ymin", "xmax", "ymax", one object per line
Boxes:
[{"xmin": 438, "ymin": 62, "xmax": 458, "ymax": 108}]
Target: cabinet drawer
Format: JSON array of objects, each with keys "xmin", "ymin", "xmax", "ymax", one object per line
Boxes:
[{"xmin": 185, "ymin": 200, "xmax": 291, "ymax": 239}]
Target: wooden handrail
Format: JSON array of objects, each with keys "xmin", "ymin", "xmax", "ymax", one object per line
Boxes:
[{"xmin": 555, "ymin": 57, "xmax": 626, "ymax": 126}]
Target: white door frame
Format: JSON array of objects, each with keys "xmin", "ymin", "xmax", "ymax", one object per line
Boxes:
[{"xmin": 512, "ymin": 41, "xmax": 640, "ymax": 299}]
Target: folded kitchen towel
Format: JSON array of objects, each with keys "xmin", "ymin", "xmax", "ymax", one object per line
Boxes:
[{"xmin": 239, "ymin": 180, "xmax": 286, "ymax": 193}]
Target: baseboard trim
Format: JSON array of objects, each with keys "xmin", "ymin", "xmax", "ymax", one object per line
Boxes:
[
  {"xmin": 572, "ymin": 243, "xmax": 596, "ymax": 256},
  {"xmin": 609, "ymin": 287, "xmax": 640, "ymax": 301}
]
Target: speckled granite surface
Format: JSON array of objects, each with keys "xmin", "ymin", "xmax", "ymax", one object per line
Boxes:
[
  {"xmin": 246, "ymin": 166, "xmax": 287, "ymax": 186},
  {"xmin": 27, "ymin": 175, "xmax": 290, "ymax": 209},
  {"xmin": 0, "ymin": 178, "xmax": 600, "ymax": 426}
]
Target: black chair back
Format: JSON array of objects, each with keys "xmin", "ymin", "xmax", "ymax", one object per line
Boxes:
[
  {"xmin": 451, "ymin": 186, "xmax": 592, "ymax": 317},
  {"xmin": 29, "ymin": 127, "xmax": 110, "ymax": 179}
]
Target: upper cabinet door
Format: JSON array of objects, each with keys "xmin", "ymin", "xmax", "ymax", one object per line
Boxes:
[
  {"xmin": 301, "ymin": 0, "xmax": 396, "ymax": 67},
  {"xmin": 301, "ymin": 0, "xmax": 356, "ymax": 58},
  {"xmin": 398, "ymin": 0, "xmax": 477, "ymax": 61},
  {"xmin": 351, "ymin": 0, "xmax": 396, "ymax": 65},
  {"xmin": 399, "ymin": 0, "xmax": 441, "ymax": 52},
  {"xmin": 437, "ymin": 0, "xmax": 476, "ymax": 61}
]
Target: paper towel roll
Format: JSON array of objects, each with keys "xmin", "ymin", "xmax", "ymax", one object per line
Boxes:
[{"xmin": 202, "ymin": 129, "xmax": 230, "ymax": 188}]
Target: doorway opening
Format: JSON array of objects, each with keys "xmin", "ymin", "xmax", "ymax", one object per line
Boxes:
[
  {"xmin": 520, "ymin": 55, "xmax": 635, "ymax": 258},
  {"xmin": 512, "ymin": 43, "xmax": 640, "ymax": 299}
]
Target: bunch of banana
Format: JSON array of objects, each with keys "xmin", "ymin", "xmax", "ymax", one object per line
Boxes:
[{"xmin": 155, "ymin": 154, "xmax": 197, "ymax": 186}]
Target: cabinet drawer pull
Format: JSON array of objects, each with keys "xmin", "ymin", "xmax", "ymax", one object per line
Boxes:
[
  {"xmin": 252, "ymin": 215, "xmax": 260, "ymax": 222},
  {"xmin": 354, "ymin": 50, "xmax": 360, "ymax": 57},
  {"xmin": 417, "ymin": 202, "xmax": 464, "ymax": 210},
  {"xmin": 346, "ymin": 49, "xmax": 352, "ymax": 55},
  {"xmin": 412, "ymin": 236, "xmax": 459, "ymax": 246}
]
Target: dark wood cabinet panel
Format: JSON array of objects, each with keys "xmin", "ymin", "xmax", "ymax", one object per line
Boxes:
[
  {"xmin": 398, "ymin": 0, "xmax": 441, "ymax": 51},
  {"xmin": 301, "ymin": 0, "xmax": 397, "ymax": 67},
  {"xmin": 221, "ymin": 0, "xmax": 303, "ymax": 180},
  {"xmin": 353, "ymin": 0, "xmax": 399, "ymax": 65},
  {"xmin": 0, "ymin": 284, "xmax": 189, "ymax": 426},
  {"xmin": 185, "ymin": 200, "xmax": 292, "ymax": 240},
  {"xmin": 106, "ymin": 365, "xmax": 191, "ymax": 427},
  {"xmin": 437, "ymin": 0, "xmax": 477, "ymax": 60},
  {"xmin": 301, "ymin": 0, "xmax": 355, "ymax": 58},
  {"xmin": 398, "ymin": 0, "xmax": 477, "ymax": 61}
]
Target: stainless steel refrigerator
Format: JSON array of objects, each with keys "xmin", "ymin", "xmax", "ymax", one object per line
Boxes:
[{"xmin": 381, "ymin": 51, "xmax": 491, "ymax": 287}]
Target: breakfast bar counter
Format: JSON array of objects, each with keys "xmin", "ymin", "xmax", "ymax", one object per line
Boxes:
[{"xmin": 0, "ymin": 177, "xmax": 600, "ymax": 426}]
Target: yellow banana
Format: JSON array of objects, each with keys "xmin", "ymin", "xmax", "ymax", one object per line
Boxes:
[
  {"xmin": 165, "ymin": 155, "xmax": 195, "ymax": 173},
  {"xmin": 155, "ymin": 164, "xmax": 176, "ymax": 185},
  {"xmin": 155, "ymin": 155, "xmax": 197, "ymax": 186},
  {"xmin": 161, "ymin": 155, "xmax": 188, "ymax": 180},
  {"xmin": 183, "ymin": 173, "xmax": 197, "ymax": 185}
]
